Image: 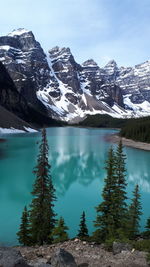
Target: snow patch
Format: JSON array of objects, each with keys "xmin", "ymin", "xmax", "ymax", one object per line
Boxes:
[
  {"xmin": 8, "ymin": 29, "xmax": 29, "ymax": 37},
  {"xmin": 0, "ymin": 128, "xmax": 25, "ymax": 134},
  {"xmin": 0, "ymin": 127, "xmax": 37, "ymax": 134},
  {"xmin": 24, "ymin": 127, "xmax": 37, "ymax": 133}
]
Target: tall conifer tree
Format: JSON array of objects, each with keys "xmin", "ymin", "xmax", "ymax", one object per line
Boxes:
[
  {"xmin": 128, "ymin": 184, "xmax": 142, "ymax": 239},
  {"xmin": 94, "ymin": 147, "xmax": 117, "ymax": 242},
  {"xmin": 77, "ymin": 211, "xmax": 89, "ymax": 240},
  {"xmin": 29, "ymin": 128, "xmax": 56, "ymax": 245},
  {"xmin": 114, "ymin": 140, "xmax": 128, "ymax": 234},
  {"xmin": 17, "ymin": 206, "xmax": 30, "ymax": 246}
]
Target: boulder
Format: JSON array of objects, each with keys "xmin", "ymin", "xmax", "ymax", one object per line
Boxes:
[
  {"xmin": 113, "ymin": 242, "xmax": 132, "ymax": 254},
  {"xmin": 48, "ymin": 248, "xmax": 77, "ymax": 267},
  {"xmin": 0, "ymin": 247, "xmax": 30, "ymax": 267}
]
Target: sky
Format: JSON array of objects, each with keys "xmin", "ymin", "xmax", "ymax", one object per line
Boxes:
[{"xmin": 0, "ymin": 0, "xmax": 150, "ymax": 67}]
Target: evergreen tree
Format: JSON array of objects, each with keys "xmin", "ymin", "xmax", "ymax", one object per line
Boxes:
[
  {"xmin": 143, "ymin": 217, "xmax": 150, "ymax": 238},
  {"xmin": 29, "ymin": 128, "xmax": 56, "ymax": 245},
  {"xmin": 145, "ymin": 217, "xmax": 150, "ymax": 232},
  {"xmin": 93, "ymin": 147, "xmax": 117, "ymax": 242},
  {"xmin": 128, "ymin": 184, "xmax": 142, "ymax": 239},
  {"xmin": 114, "ymin": 140, "xmax": 128, "ymax": 235},
  {"xmin": 51, "ymin": 217, "xmax": 69, "ymax": 243},
  {"xmin": 77, "ymin": 211, "xmax": 89, "ymax": 240},
  {"xmin": 17, "ymin": 206, "xmax": 30, "ymax": 246}
]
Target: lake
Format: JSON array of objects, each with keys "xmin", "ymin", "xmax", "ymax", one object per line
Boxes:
[{"xmin": 0, "ymin": 127, "xmax": 150, "ymax": 245}]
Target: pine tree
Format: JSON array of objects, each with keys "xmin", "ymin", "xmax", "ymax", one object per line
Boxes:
[
  {"xmin": 114, "ymin": 140, "xmax": 128, "ymax": 235},
  {"xmin": 29, "ymin": 128, "xmax": 56, "ymax": 245},
  {"xmin": 51, "ymin": 217, "xmax": 69, "ymax": 243},
  {"xmin": 143, "ymin": 217, "xmax": 150, "ymax": 238},
  {"xmin": 17, "ymin": 206, "xmax": 30, "ymax": 246},
  {"xmin": 93, "ymin": 147, "xmax": 117, "ymax": 242},
  {"xmin": 77, "ymin": 211, "xmax": 89, "ymax": 240},
  {"xmin": 145, "ymin": 217, "xmax": 150, "ymax": 232},
  {"xmin": 128, "ymin": 184, "xmax": 142, "ymax": 239}
]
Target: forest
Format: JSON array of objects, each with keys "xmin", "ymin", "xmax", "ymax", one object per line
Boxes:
[
  {"xmin": 79, "ymin": 114, "xmax": 150, "ymax": 143},
  {"xmin": 120, "ymin": 117, "xmax": 150, "ymax": 143}
]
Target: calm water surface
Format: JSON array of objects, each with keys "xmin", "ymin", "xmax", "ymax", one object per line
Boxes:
[{"xmin": 0, "ymin": 127, "xmax": 150, "ymax": 245}]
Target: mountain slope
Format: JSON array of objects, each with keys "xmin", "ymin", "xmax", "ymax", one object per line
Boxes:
[
  {"xmin": 0, "ymin": 105, "xmax": 35, "ymax": 132},
  {"xmin": 0, "ymin": 28, "xmax": 150, "ymax": 123},
  {"xmin": 0, "ymin": 61, "xmax": 61, "ymax": 128}
]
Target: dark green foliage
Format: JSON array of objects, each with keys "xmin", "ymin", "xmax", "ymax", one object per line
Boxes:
[
  {"xmin": 77, "ymin": 211, "xmax": 89, "ymax": 240},
  {"xmin": 114, "ymin": 140, "xmax": 128, "ymax": 233},
  {"xmin": 145, "ymin": 217, "xmax": 150, "ymax": 233},
  {"xmin": 93, "ymin": 147, "xmax": 117, "ymax": 242},
  {"xmin": 93, "ymin": 142, "xmax": 128, "ymax": 243},
  {"xmin": 132, "ymin": 239, "xmax": 150, "ymax": 252},
  {"xmin": 78, "ymin": 114, "xmax": 128, "ymax": 128},
  {"xmin": 29, "ymin": 128, "xmax": 56, "ymax": 245},
  {"xmin": 142, "ymin": 217, "xmax": 150, "ymax": 238},
  {"xmin": 131, "ymin": 239, "xmax": 150, "ymax": 265},
  {"xmin": 128, "ymin": 185, "xmax": 142, "ymax": 239},
  {"xmin": 120, "ymin": 117, "xmax": 150, "ymax": 143},
  {"xmin": 51, "ymin": 217, "xmax": 69, "ymax": 243},
  {"xmin": 17, "ymin": 206, "xmax": 30, "ymax": 246}
]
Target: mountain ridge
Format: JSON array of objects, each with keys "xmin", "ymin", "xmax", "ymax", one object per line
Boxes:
[{"xmin": 0, "ymin": 28, "xmax": 150, "ymax": 124}]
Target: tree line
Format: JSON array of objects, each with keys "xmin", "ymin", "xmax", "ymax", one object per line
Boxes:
[
  {"xmin": 120, "ymin": 117, "xmax": 150, "ymax": 143},
  {"xmin": 78, "ymin": 113, "xmax": 150, "ymax": 144},
  {"xmin": 17, "ymin": 129, "xmax": 150, "ymax": 247}
]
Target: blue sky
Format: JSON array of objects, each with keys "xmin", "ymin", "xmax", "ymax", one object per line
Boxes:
[{"xmin": 1, "ymin": 0, "xmax": 150, "ymax": 67}]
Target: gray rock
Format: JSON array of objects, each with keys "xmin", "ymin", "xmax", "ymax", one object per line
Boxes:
[
  {"xmin": 0, "ymin": 247, "xmax": 30, "ymax": 267},
  {"xmin": 36, "ymin": 264, "xmax": 51, "ymax": 267},
  {"xmin": 78, "ymin": 264, "xmax": 89, "ymax": 267},
  {"xmin": 113, "ymin": 242, "xmax": 132, "ymax": 254},
  {"xmin": 1, "ymin": 29, "xmax": 150, "ymax": 123},
  {"xmin": 49, "ymin": 248, "xmax": 77, "ymax": 267}
]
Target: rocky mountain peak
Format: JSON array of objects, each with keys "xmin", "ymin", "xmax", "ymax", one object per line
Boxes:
[
  {"xmin": 48, "ymin": 46, "xmax": 81, "ymax": 73},
  {"xmin": 1, "ymin": 29, "xmax": 150, "ymax": 122},
  {"xmin": 82, "ymin": 59, "xmax": 98, "ymax": 67},
  {"xmin": 7, "ymin": 28, "xmax": 31, "ymax": 37},
  {"xmin": 0, "ymin": 28, "xmax": 39, "ymax": 52},
  {"xmin": 104, "ymin": 59, "xmax": 118, "ymax": 68},
  {"xmin": 49, "ymin": 46, "xmax": 72, "ymax": 60},
  {"xmin": 104, "ymin": 59, "xmax": 118, "ymax": 78}
]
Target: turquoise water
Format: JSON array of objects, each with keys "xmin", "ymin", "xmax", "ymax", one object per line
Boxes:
[{"xmin": 0, "ymin": 127, "xmax": 150, "ymax": 245}]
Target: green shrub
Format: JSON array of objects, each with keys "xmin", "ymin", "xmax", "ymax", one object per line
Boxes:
[{"xmin": 132, "ymin": 239, "xmax": 150, "ymax": 252}]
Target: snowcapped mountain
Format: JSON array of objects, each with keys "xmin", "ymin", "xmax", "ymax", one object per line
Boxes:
[{"xmin": 0, "ymin": 28, "xmax": 150, "ymax": 123}]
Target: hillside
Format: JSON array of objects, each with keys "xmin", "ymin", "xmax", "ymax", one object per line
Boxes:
[{"xmin": 0, "ymin": 105, "xmax": 35, "ymax": 132}]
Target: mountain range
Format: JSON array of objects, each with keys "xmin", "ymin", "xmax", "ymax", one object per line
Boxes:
[{"xmin": 0, "ymin": 28, "xmax": 150, "ymax": 129}]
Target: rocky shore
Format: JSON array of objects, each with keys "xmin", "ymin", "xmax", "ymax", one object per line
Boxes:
[
  {"xmin": 106, "ymin": 134, "xmax": 150, "ymax": 151},
  {"xmin": 14, "ymin": 239, "xmax": 148, "ymax": 267}
]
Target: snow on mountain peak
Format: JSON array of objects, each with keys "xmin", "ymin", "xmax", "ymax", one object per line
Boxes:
[
  {"xmin": 82, "ymin": 59, "xmax": 98, "ymax": 67},
  {"xmin": 48, "ymin": 46, "xmax": 72, "ymax": 59},
  {"xmin": 104, "ymin": 59, "xmax": 117, "ymax": 67},
  {"xmin": 8, "ymin": 28, "xmax": 30, "ymax": 37}
]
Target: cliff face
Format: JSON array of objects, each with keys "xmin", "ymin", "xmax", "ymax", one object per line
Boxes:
[
  {"xmin": 0, "ymin": 61, "xmax": 29, "ymax": 119},
  {"xmin": 0, "ymin": 29, "xmax": 50, "ymax": 113},
  {"xmin": 0, "ymin": 28, "xmax": 150, "ymax": 123},
  {"xmin": 0, "ymin": 62, "xmax": 60, "ymax": 128}
]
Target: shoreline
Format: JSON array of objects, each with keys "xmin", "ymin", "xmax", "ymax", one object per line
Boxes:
[{"xmin": 106, "ymin": 134, "xmax": 150, "ymax": 151}]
